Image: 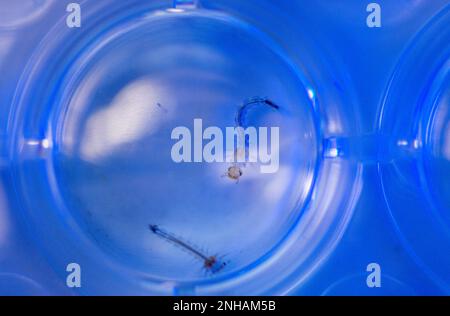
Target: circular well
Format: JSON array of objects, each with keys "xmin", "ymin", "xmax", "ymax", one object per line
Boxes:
[
  {"xmin": 378, "ymin": 5, "xmax": 450, "ymax": 291},
  {"xmin": 53, "ymin": 10, "xmax": 319, "ymax": 282},
  {"xmin": 8, "ymin": 2, "xmax": 362, "ymax": 294}
]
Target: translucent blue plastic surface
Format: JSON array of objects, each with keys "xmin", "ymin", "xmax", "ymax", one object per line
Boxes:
[{"xmin": 0, "ymin": 0, "xmax": 449, "ymax": 295}]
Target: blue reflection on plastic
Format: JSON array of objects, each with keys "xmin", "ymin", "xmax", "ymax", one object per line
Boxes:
[{"xmin": 0, "ymin": 0, "xmax": 449, "ymax": 295}]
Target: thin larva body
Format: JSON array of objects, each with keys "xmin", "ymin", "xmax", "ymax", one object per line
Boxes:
[
  {"xmin": 223, "ymin": 97, "xmax": 280, "ymax": 182},
  {"xmin": 149, "ymin": 224, "xmax": 227, "ymax": 274},
  {"xmin": 235, "ymin": 97, "xmax": 280, "ymax": 129},
  {"xmin": 156, "ymin": 102, "xmax": 168, "ymax": 113}
]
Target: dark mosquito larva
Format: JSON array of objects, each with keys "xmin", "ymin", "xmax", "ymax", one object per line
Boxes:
[
  {"xmin": 149, "ymin": 224, "xmax": 227, "ymax": 274},
  {"xmin": 235, "ymin": 97, "xmax": 280, "ymax": 128},
  {"xmin": 156, "ymin": 102, "xmax": 168, "ymax": 113}
]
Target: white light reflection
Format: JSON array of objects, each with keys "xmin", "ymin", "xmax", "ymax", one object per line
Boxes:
[
  {"xmin": 444, "ymin": 124, "xmax": 450, "ymax": 160},
  {"xmin": 307, "ymin": 88, "xmax": 315, "ymax": 101},
  {"xmin": 263, "ymin": 166, "xmax": 294, "ymax": 203},
  {"xmin": 0, "ymin": 35, "xmax": 14, "ymax": 69},
  {"xmin": 397, "ymin": 139, "xmax": 408, "ymax": 146},
  {"xmin": 80, "ymin": 78, "xmax": 175, "ymax": 162},
  {"xmin": 166, "ymin": 8, "xmax": 185, "ymax": 13},
  {"xmin": 0, "ymin": 0, "xmax": 54, "ymax": 30}
]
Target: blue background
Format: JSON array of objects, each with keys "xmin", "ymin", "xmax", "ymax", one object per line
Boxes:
[{"xmin": 0, "ymin": 0, "xmax": 449, "ymax": 295}]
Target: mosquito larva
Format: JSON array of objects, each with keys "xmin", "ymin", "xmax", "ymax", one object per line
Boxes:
[
  {"xmin": 223, "ymin": 97, "xmax": 280, "ymax": 183},
  {"xmin": 149, "ymin": 224, "xmax": 227, "ymax": 274},
  {"xmin": 235, "ymin": 97, "xmax": 280, "ymax": 129},
  {"xmin": 156, "ymin": 102, "xmax": 168, "ymax": 113}
]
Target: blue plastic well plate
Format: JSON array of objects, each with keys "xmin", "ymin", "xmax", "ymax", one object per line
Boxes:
[{"xmin": 0, "ymin": 0, "xmax": 449, "ymax": 295}]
